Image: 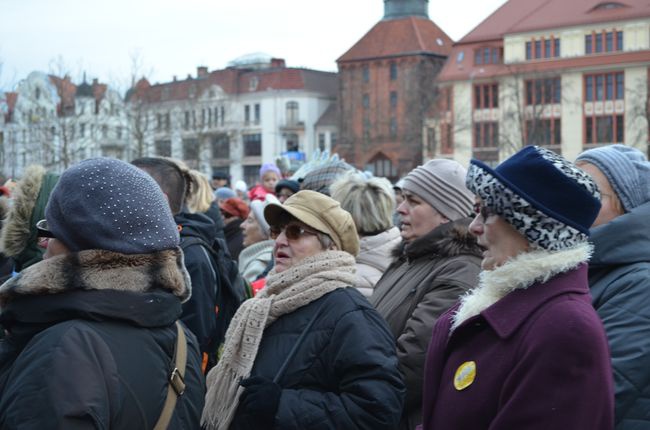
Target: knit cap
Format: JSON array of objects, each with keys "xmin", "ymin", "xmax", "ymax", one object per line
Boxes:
[
  {"xmin": 45, "ymin": 158, "xmax": 179, "ymax": 254},
  {"xmin": 249, "ymin": 194, "xmax": 279, "ymax": 237},
  {"xmin": 299, "ymin": 160, "xmax": 354, "ymax": 196},
  {"xmin": 214, "ymin": 187, "xmax": 236, "ymax": 200},
  {"xmin": 402, "ymin": 159, "xmax": 474, "ymax": 220},
  {"xmin": 576, "ymin": 144, "xmax": 650, "ymax": 212},
  {"xmin": 275, "ymin": 179, "xmax": 300, "ymax": 194},
  {"xmin": 259, "ymin": 163, "xmax": 281, "ymax": 179}
]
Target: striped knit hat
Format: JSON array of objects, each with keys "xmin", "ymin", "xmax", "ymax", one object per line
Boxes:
[{"xmin": 402, "ymin": 159, "xmax": 474, "ymax": 221}]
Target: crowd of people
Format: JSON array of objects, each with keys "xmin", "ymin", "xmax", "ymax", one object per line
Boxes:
[{"xmin": 0, "ymin": 143, "xmax": 646, "ymax": 429}]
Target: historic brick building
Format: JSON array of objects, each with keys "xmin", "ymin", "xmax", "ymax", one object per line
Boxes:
[
  {"xmin": 427, "ymin": 0, "xmax": 650, "ymax": 167},
  {"xmin": 336, "ymin": 0, "xmax": 452, "ymax": 180}
]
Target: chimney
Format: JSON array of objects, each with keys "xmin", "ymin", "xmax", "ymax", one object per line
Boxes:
[
  {"xmin": 92, "ymin": 78, "xmax": 98, "ymax": 86},
  {"xmin": 197, "ymin": 66, "xmax": 208, "ymax": 77},
  {"xmin": 173, "ymin": 76, "xmax": 177, "ymax": 82},
  {"xmin": 270, "ymin": 58, "xmax": 286, "ymax": 68}
]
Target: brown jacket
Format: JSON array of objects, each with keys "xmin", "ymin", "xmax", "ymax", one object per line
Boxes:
[{"xmin": 369, "ymin": 218, "xmax": 482, "ymax": 430}]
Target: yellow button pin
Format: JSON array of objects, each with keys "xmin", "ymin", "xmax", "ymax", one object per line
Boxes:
[{"xmin": 454, "ymin": 361, "xmax": 476, "ymax": 391}]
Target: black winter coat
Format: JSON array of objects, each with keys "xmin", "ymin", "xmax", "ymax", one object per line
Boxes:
[
  {"xmin": 223, "ymin": 218, "xmax": 245, "ymax": 261},
  {"xmin": 0, "ymin": 248, "xmax": 205, "ymax": 429},
  {"xmin": 204, "ymin": 202, "xmax": 226, "ymax": 242},
  {"xmin": 231, "ymin": 288, "xmax": 405, "ymax": 430},
  {"xmin": 176, "ymin": 210, "xmax": 220, "ymax": 360}
]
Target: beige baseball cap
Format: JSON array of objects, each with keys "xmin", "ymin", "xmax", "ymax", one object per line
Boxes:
[{"xmin": 264, "ymin": 190, "xmax": 360, "ymax": 256}]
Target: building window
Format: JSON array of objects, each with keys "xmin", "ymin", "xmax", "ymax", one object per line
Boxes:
[
  {"xmin": 102, "ymin": 125, "xmax": 108, "ymax": 138},
  {"xmin": 80, "ymin": 123, "xmax": 86, "ymax": 138},
  {"xmin": 183, "ymin": 138, "xmax": 200, "ymax": 167},
  {"xmin": 525, "ymin": 118, "xmax": 562, "ymax": 147},
  {"xmin": 362, "ymin": 65, "xmax": 370, "ymax": 83},
  {"xmin": 254, "ymin": 103, "xmax": 260, "ymax": 124},
  {"xmin": 441, "ymin": 123, "xmax": 453, "ymax": 154},
  {"xmin": 586, "ymin": 31, "xmax": 624, "ymax": 54},
  {"xmin": 155, "ymin": 140, "xmax": 171, "ymax": 157},
  {"xmin": 243, "ymin": 133, "xmax": 262, "ymax": 156},
  {"xmin": 585, "ymin": 115, "xmax": 624, "ymax": 145},
  {"xmin": 331, "ymin": 132, "xmax": 338, "ymax": 146},
  {"xmin": 116, "ymin": 126, "xmax": 123, "ymax": 139},
  {"xmin": 474, "ymin": 83, "xmax": 499, "ymax": 109},
  {"xmin": 249, "ymin": 76, "xmax": 259, "ymax": 91},
  {"xmin": 184, "ymin": 111, "xmax": 190, "ymax": 130},
  {"xmin": 475, "ymin": 47, "xmax": 502, "ymax": 65},
  {"xmin": 525, "ymin": 77, "xmax": 561, "ymax": 105},
  {"xmin": 526, "ymin": 37, "xmax": 560, "ymax": 60},
  {"xmin": 243, "ymin": 165, "xmax": 261, "ymax": 188},
  {"xmin": 365, "ymin": 153, "xmax": 397, "ymax": 179},
  {"xmin": 389, "ymin": 117, "xmax": 397, "ymax": 138},
  {"xmin": 585, "ymin": 72, "xmax": 624, "ymax": 101},
  {"xmin": 286, "ymin": 133, "xmax": 299, "ymax": 152},
  {"xmin": 286, "ymin": 101, "xmax": 299, "ymax": 125},
  {"xmin": 165, "ymin": 113, "xmax": 171, "ymax": 131},
  {"xmin": 363, "ymin": 117, "xmax": 371, "ymax": 141},
  {"xmin": 211, "ymin": 135, "xmax": 229, "ymax": 159},
  {"xmin": 244, "ymin": 105, "xmax": 250, "ymax": 124},
  {"xmin": 390, "ymin": 91, "xmax": 398, "ymax": 108},
  {"xmin": 318, "ymin": 133, "xmax": 326, "ymax": 151},
  {"xmin": 363, "ymin": 94, "xmax": 370, "ymax": 109},
  {"xmin": 220, "ymin": 106, "xmax": 225, "ymax": 126},
  {"xmin": 390, "ymin": 62, "xmax": 397, "ymax": 80}
]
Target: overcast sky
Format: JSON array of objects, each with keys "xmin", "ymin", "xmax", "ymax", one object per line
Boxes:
[{"xmin": 0, "ymin": 0, "xmax": 507, "ymax": 92}]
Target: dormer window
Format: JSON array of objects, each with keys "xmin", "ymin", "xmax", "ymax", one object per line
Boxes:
[
  {"xmin": 474, "ymin": 47, "xmax": 502, "ymax": 65},
  {"xmin": 585, "ymin": 30, "xmax": 623, "ymax": 54},
  {"xmin": 249, "ymin": 77, "xmax": 259, "ymax": 91},
  {"xmin": 592, "ymin": 2, "xmax": 626, "ymax": 11}
]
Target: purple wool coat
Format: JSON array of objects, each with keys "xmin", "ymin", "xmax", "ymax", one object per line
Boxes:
[{"xmin": 420, "ymin": 264, "xmax": 614, "ymax": 430}]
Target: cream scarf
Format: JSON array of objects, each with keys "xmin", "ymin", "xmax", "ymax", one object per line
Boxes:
[
  {"xmin": 201, "ymin": 250, "xmax": 356, "ymax": 430},
  {"xmin": 451, "ymin": 243, "xmax": 592, "ymax": 331}
]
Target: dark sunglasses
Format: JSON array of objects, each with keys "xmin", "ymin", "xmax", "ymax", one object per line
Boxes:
[
  {"xmin": 269, "ymin": 223, "xmax": 318, "ymax": 240},
  {"xmin": 36, "ymin": 219, "xmax": 55, "ymax": 238},
  {"xmin": 473, "ymin": 203, "xmax": 495, "ymax": 221}
]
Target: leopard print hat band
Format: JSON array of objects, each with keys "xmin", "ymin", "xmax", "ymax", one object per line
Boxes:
[{"xmin": 466, "ymin": 146, "xmax": 601, "ymax": 251}]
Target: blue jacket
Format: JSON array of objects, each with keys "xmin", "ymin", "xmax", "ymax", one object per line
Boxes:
[{"xmin": 590, "ymin": 201, "xmax": 650, "ymax": 429}]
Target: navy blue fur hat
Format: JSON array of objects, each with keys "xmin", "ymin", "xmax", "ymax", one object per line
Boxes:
[{"xmin": 466, "ymin": 146, "xmax": 601, "ymax": 250}]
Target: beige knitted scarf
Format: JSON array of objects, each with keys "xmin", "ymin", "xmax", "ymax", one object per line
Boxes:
[{"xmin": 201, "ymin": 250, "xmax": 356, "ymax": 430}]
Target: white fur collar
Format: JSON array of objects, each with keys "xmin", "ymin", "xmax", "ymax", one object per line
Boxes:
[{"xmin": 451, "ymin": 243, "xmax": 592, "ymax": 331}]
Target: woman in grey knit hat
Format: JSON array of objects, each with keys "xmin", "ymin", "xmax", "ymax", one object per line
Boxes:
[{"xmin": 369, "ymin": 159, "xmax": 483, "ymax": 430}]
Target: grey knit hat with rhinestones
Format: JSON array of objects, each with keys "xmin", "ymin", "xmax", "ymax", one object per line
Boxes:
[{"xmin": 45, "ymin": 158, "xmax": 179, "ymax": 254}]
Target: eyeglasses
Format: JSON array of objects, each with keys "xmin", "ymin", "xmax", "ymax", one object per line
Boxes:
[
  {"xmin": 473, "ymin": 203, "xmax": 495, "ymax": 221},
  {"xmin": 36, "ymin": 219, "xmax": 55, "ymax": 238},
  {"xmin": 269, "ymin": 223, "xmax": 318, "ymax": 240}
]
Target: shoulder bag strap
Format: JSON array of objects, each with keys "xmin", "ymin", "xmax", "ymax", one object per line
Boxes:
[{"xmin": 153, "ymin": 321, "xmax": 188, "ymax": 430}]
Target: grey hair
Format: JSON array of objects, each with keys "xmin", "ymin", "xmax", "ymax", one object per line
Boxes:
[
  {"xmin": 316, "ymin": 232, "xmax": 335, "ymax": 250},
  {"xmin": 330, "ymin": 170, "xmax": 395, "ymax": 236}
]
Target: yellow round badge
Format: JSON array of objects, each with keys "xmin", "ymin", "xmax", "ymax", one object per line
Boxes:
[{"xmin": 453, "ymin": 361, "xmax": 477, "ymax": 391}]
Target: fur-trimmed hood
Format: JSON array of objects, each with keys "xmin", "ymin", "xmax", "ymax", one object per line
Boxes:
[
  {"xmin": 0, "ymin": 247, "xmax": 191, "ymax": 308},
  {"xmin": 0, "ymin": 165, "xmax": 60, "ymax": 270},
  {"xmin": 392, "ymin": 217, "xmax": 483, "ymax": 263}
]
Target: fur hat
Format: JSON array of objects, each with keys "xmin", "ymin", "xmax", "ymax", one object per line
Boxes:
[
  {"xmin": 264, "ymin": 190, "xmax": 360, "ymax": 256},
  {"xmin": 576, "ymin": 144, "xmax": 650, "ymax": 212},
  {"xmin": 402, "ymin": 159, "xmax": 474, "ymax": 221},
  {"xmin": 46, "ymin": 158, "xmax": 179, "ymax": 254},
  {"xmin": 466, "ymin": 146, "xmax": 601, "ymax": 251}
]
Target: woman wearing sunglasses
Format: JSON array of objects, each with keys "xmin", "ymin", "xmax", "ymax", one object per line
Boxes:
[{"xmin": 202, "ymin": 190, "xmax": 405, "ymax": 430}]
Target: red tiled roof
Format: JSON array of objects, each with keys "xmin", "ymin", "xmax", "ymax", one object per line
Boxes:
[
  {"xmin": 461, "ymin": 0, "xmax": 650, "ymax": 44},
  {"xmin": 337, "ymin": 16, "xmax": 453, "ymax": 63},
  {"xmin": 5, "ymin": 92, "xmax": 18, "ymax": 111}
]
